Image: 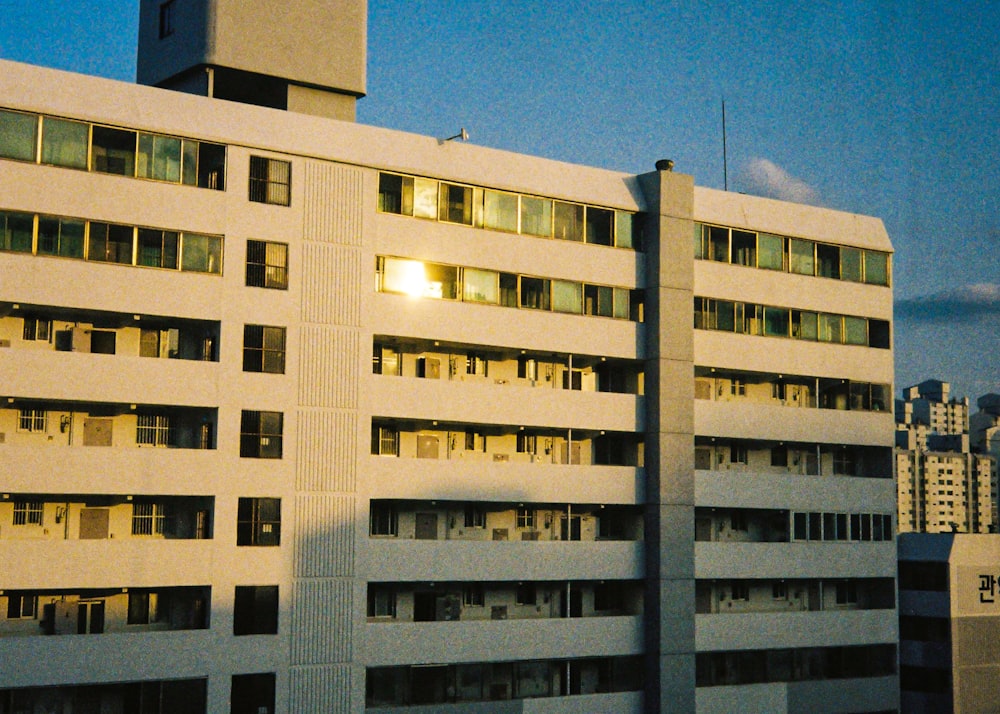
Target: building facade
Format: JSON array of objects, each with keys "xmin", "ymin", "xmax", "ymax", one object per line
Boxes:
[
  {"xmin": 0, "ymin": 4, "xmax": 898, "ymax": 712},
  {"xmin": 896, "ymin": 380, "xmax": 998, "ymax": 534},
  {"xmin": 899, "ymin": 533, "xmax": 1000, "ymax": 713}
]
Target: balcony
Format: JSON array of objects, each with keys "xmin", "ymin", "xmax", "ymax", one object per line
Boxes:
[
  {"xmin": 364, "ymin": 615, "xmax": 643, "ymax": 667},
  {"xmin": 696, "ymin": 609, "xmax": 897, "ymax": 651},
  {"xmin": 363, "ymin": 540, "xmax": 644, "ymax": 582}
]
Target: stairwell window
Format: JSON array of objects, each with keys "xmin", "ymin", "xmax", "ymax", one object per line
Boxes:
[
  {"xmin": 248, "ymin": 156, "xmax": 291, "ymax": 206},
  {"xmin": 237, "ymin": 497, "xmax": 281, "ymax": 546},
  {"xmin": 240, "ymin": 410, "xmax": 284, "ymax": 459},
  {"xmin": 243, "ymin": 325, "xmax": 286, "ymax": 373},
  {"xmin": 246, "ymin": 240, "xmax": 288, "ymax": 289}
]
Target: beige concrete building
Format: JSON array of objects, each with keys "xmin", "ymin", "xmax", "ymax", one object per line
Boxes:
[
  {"xmin": 896, "ymin": 381, "xmax": 998, "ymax": 534},
  {"xmin": 0, "ymin": 1, "xmax": 898, "ymax": 711},
  {"xmin": 899, "ymin": 533, "xmax": 1000, "ymax": 713}
]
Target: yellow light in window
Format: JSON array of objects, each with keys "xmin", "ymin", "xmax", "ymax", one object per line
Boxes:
[{"xmin": 385, "ymin": 258, "xmax": 429, "ymax": 298}]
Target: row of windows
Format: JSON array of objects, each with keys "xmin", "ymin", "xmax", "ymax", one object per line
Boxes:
[
  {"xmin": 376, "ymin": 256, "xmax": 637, "ymax": 320},
  {"xmin": 3, "ymin": 585, "xmax": 275, "ymax": 636},
  {"xmin": 0, "ymin": 107, "xmax": 225, "ymax": 189},
  {"xmin": 378, "ymin": 171, "xmax": 640, "ymax": 249},
  {"xmin": 695, "ymin": 223, "xmax": 891, "ymax": 286},
  {"xmin": 0, "ymin": 209, "xmax": 222, "ymax": 274},
  {"xmin": 7, "ymin": 496, "xmax": 278, "ymax": 546},
  {"xmin": 790, "ymin": 512, "xmax": 894, "ymax": 542},
  {"xmin": 694, "ymin": 297, "xmax": 890, "ymax": 349},
  {"xmin": 696, "ymin": 644, "xmax": 896, "ymax": 687}
]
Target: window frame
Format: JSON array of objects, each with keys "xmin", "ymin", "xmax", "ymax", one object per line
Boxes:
[
  {"xmin": 248, "ymin": 156, "xmax": 291, "ymax": 206},
  {"xmin": 243, "ymin": 324, "xmax": 287, "ymax": 374},
  {"xmin": 13, "ymin": 501, "xmax": 43, "ymax": 526},
  {"xmin": 237, "ymin": 497, "xmax": 281, "ymax": 546},
  {"xmin": 239, "ymin": 410, "xmax": 284, "ymax": 459},
  {"xmin": 245, "ymin": 239, "xmax": 289, "ymax": 289},
  {"xmin": 18, "ymin": 408, "xmax": 47, "ymax": 433}
]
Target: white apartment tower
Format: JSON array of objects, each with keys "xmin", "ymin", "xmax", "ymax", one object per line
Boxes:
[
  {"xmin": 0, "ymin": 2, "xmax": 899, "ymax": 712},
  {"xmin": 896, "ymin": 380, "xmax": 998, "ymax": 534}
]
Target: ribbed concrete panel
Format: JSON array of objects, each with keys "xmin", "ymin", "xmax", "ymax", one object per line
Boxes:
[
  {"xmin": 290, "ymin": 579, "xmax": 353, "ymax": 665},
  {"xmin": 301, "ymin": 243, "xmax": 362, "ymax": 326},
  {"xmin": 303, "ymin": 161, "xmax": 364, "ymax": 247},
  {"xmin": 289, "ymin": 664, "xmax": 353, "ymax": 713},
  {"xmin": 294, "ymin": 495, "xmax": 355, "ymax": 577},
  {"xmin": 295, "ymin": 410, "xmax": 357, "ymax": 492},
  {"xmin": 298, "ymin": 326, "xmax": 360, "ymax": 408}
]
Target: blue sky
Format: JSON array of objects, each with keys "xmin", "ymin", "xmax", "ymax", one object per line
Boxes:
[{"xmin": 0, "ymin": 0, "xmax": 997, "ymax": 400}]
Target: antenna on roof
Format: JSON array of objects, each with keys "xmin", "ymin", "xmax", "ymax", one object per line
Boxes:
[
  {"xmin": 444, "ymin": 128, "xmax": 469, "ymax": 142},
  {"xmin": 722, "ymin": 98, "xmax": 729, "ymax": 191}
]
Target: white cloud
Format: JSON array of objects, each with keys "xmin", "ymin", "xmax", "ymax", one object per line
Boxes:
[
  {"xmin": 896, "ymin": 282, "xmax": 1000, "ymax": 321},
  {"xmin": 743, "ymin": 158, "xmax": 820, "ymax": 205}
]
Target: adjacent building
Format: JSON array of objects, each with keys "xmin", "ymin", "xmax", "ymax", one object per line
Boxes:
[
  {"xmin": 896, "ymin": 380, "xmax": 998, "ymax": 534},
  {"xmin": 898, "ymin": 533, "xmax": 1000, "ymax": 713},
  {"xmin": 0, "ymin": 1, "xmax": 899, "ymax": 711}
]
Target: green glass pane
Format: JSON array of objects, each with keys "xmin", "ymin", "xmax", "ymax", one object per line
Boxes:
[
  {"xmin": 0, "ymin": 211, "xmax": 34, "ymax": 252},
  {"xmin": 0, "ymin": 110, "xmax": 39, "ymax": 161},
  {"xmin": 758, "ymin": 233, "xmax": 784, "ymax": 270},
  {"xmin": 841, "ymin": 247, "xmax": 862, "ymax": 282},
  {"xmin": 789, "ymin": 239, "xmax": 814, "ymax": 275},
  {"xmin": 463, "ymin": 267, "xmax": 498, "ymax": 303},
  {"xmin": 616, "ymin": 211, "xmax": 634, "ymax": 249},
  {"xmin": 844, "ymin": 316, "xmax": 867, "ymax": 345},
  {"xmin": 41, "ymin": 117, "xmax": 88, "ymax": 169},
  {"xmin": 483, "ymin": 190, "xmax": 518, "ymax": 232},
  {"xmin": 864, "ymin": 251, "xmax": 889, "ymax": 286},
  {"xmin": 553, "ymin": 201, "xmax": 583, "ymax": 241},
  {"xmin": 520, "ymin": 196, "xmax": 551, "ymax": 237},
  {"xmin": 551, "ymin": 280, "xmax": 582, "ymax": 314}
]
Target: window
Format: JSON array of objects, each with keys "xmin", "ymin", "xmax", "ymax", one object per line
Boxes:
[
  {"xmin": 835, "ymin": 581, "xmax": 858, "ymax": 605},
  {"xmin": 132, "ymin": 502, "xmax": 166, "ymax": 535},
  {"xmin": 37, "ymin": 216, "xmax": 85, "ymax": 258},
  {"xmin": 864, "ymin": 251, "xmax": 889, "ymax": 286},
  {"xmin": 586, "ymin": 207, "xmax": 614, "ymax": 245},
  {"xmin": 246, "ymin": 240, "xmax": 288, "ymax": 289},
  {"xmin": 516, "ymin": 432, "xmax": 537, "ymax": 455},
  {"xmin": 515, "ymin": 583, "xmax": 536, "ymax": 605},
  {"xmin": 248, "ymin": 156, "xmax": 291, "ymax": 206},
  {"xmin": 41, "ymin": 117, "xmax": 88, "ymax": 169},
  {"xmin": 91, "ymin": 126, "xmax": 137, "ymax": 176},
  {"xmin": 158, "ymin": 0, "xmax": 175, "ymax": 38},
  {"xmin": 730, "ymin": 512, "xmax": 748, "ymax": 531},
  {"xmin": 127, "ymin": 591, "xmax": 159, "ymax": 625},
  {"xmin": 18, "ymin": 409, "xmax": 46, "ymax": 432},
  {"xmin": 233, "ymin": 585, "xmax": 278, "ymax": 635},
  {"xmin": 463, "ymin": 585, "xmax": 484, "ymax": 607},
  {"xmin": 12, "ymin": 501, "xmax": 42, "ymax": 526},
  {"xmin": 466, "ymin": 352, "xmax": 488, "ymax": 376},
  {"xmin": 237, "ymin": 497, "xmax": 281, "ymax": 546},
  {"xmin": 730, "ymin": 582, "xmax": 749, "ymax": 601},
  {"xmin": 6, "ymin": 593, "xmax": 37, "ymax": 619},
  {"xmin": 137, "ymin": 228, "xmax": 179, "ymax": 269},
  {"xmin": 88, "ymin": 222, "xmax": 134, "ymax": 264},
  {"xmin": 0, "ymin": 210, "xmax": 34, "ymax": 252},
  {"xmin": 369, "ymin": 502, "xmax": 398, "ymax": 536},
  {"xmin": 243, "ymin": 325, "xmax": 286, "ymax": 374},
  {"xmin": 0, "ymin": 109, "xmax": 38, "ymax": 162},
  {"xmin": 231, "ymin": 673, "xmax": 276, "ymax": 714},
  {"xmin": 772, "ymin": 582, "xmax": 787, "ymax": 599},
  {"xmin": 240, "ymin": 411, "xmax": 283, "ymax": 459},
  {"xmin": 180, "ymin": 232, "xmax": 222, "ymax": 274},
  {"xmin": 367, "ymin": 586, "xmax": 397, "ymax": 618},
  {"xmin": 730, "ymin": 445, "xmax": 748, "ymax": 465},
  {"xmin": 516, "ymin": 508, "xmax": 535, "ymax": 529},
  {"xmin": 464, "ymin": 505, "xmax": 486, "ymax": 528},
  {"xmin": 731, "ymin": 230, "xmax": 756, "ymax": 266},
  {"xmin": 371, "ymin": 425, "xmax": 399, "ymax": 456},
  {"xmin": 137, "ymin": 415, "xmax": 173, "ymax": 447},
  {"xmin": 438, "ymin": 182, "xmax": 473, "ymax": 224},
  {"xmin": 372, "ymin": 342, "xmax": 401, "ymax": 376}
]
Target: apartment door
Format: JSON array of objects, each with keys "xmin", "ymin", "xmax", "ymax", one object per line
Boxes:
[
  {"xmin": 79, "ymin": 508, "xmax": 110, "ymax": 539},
  {"xmin": 414, "ymin": 513, "xmax": 437, "ymax": 540},
  {"xmin": 416, "ymin": 435, "xmax": 439, "ymax": 459},
  {"xmin": 77, "ymin": 601, "xmax": 105, "ymax": 634}
]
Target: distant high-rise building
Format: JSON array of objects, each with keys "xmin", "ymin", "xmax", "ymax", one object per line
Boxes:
[{"xmin": 896, "ymin": 380, "xmax": 998, "ymax": 534}]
